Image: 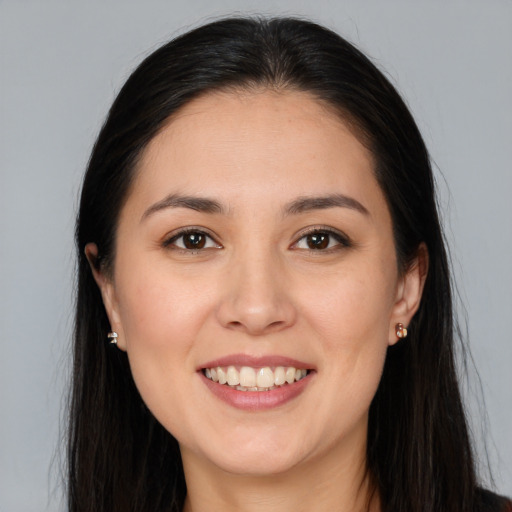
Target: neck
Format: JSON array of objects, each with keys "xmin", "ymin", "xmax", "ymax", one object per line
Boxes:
[{"xmin": 181, "ymin": 423, "xmax": 380, "ymax": 512}]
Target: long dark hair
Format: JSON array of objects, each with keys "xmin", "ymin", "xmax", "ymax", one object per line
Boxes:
[{"xmin": 70, "ymin": 16, "xmax": 483, "ymax": 512}]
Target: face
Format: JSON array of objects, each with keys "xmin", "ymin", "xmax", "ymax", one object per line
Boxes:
[{"xmin": 90, "ymin": 89, "xmax": 424, "ymax": 478}]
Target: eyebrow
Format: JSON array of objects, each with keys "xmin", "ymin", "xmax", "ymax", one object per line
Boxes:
[
  {"xmin": 141, "ymin": 193, "xmax": 226, "ymax": 221},
  {"xmin": 141, "ymin": 192, "xmax": 369, "ymax": 222},
  {"xmin": 283, "ymin": 194, "xmax": 369, "ymax": 216}
]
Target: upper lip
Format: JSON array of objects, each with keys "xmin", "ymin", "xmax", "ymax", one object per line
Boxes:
[{"xmin": 198, "ymin": 353, "xmax": 315, "ymax": 370}]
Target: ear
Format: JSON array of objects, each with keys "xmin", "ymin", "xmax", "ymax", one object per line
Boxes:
[
  {"xmin": 85, "ymin": 243, "xmax": 126, "ymax": 351},
  {"xmin": 388, "ymin": 243, "xmax": 429, "ymax": 346}
]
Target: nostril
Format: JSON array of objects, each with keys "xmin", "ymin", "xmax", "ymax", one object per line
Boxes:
[
  {"xmin": 218, "ymin": 296, "xmax": 297, "ymax": 335},
  {"xmin": 227, "ymin": 319, "xmax": 287, "ymax": 334},
  {"xmin": 267, "ymin": 320, "xmax": 287, "ymax": 331}
]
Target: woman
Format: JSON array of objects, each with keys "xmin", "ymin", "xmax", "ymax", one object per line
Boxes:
[{"xmin": 69, "ymin": 16, "xmax": 511, "ymax": 512}]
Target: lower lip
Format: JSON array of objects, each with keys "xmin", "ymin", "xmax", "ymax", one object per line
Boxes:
[{"xmin": 200, "ymin": 371, "xmax": 313, "ymax": 411}]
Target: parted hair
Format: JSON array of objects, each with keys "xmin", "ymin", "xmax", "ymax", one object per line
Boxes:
[{"xmin": 70, "ymin": 16, "xmax": 484, "ymax": 512}]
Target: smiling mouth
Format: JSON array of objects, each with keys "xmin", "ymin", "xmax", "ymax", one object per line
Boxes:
[{"xmin": 202, "ymin": 366, "xmax": 310, "ymax": 391}]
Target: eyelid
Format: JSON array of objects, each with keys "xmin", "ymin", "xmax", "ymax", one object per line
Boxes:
[
  {"xmin": 161, "ymin": 225, "xmax": 351, "ymax": 252},
  {"xmin": 162, "ymin": 226, "xmax": 222, "ymax": 251},
  {"xmin": 291, "ymin": 225, "xmax": 352, "ymax": 250}
]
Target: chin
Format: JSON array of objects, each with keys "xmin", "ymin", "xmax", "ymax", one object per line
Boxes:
[
  {"xmin": 184, "ymin": 430, "xmax": 310, "ymax": 477},
  {"xmin": 211, "ymin": 448, "xmax": 305, "ymax": 477}
]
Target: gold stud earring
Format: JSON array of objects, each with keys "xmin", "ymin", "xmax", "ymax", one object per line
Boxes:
[
  {"xmin": 395, "ymin": 323, "xmax": 408, "ymax": 339},
  {"xmin": 107, "ymin": 331, "xmax": 118, "ymax": 345}
]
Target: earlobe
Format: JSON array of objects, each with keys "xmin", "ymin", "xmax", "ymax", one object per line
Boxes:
[
  {"xmin": 84, "ymin": 243, "xmax": 126, "ymax": 351},
  {"xmin": 389, "ymin": 243, "xmax": 429, "ymax": 345}
]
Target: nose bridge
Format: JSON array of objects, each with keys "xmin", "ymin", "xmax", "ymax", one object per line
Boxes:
[{"xmin": 216, "ymin": 239, "xmax": 296, "ymax": 334}]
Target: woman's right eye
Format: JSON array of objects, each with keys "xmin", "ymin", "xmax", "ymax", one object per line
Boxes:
[{"xmin": 164, "ymin": 230, "xmax": 221, "ymax": 251}]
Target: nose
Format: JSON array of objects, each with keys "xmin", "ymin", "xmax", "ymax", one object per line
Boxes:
[{"xmin": 215, "ymin": 249, "xmax": 297, "ymax": 336}]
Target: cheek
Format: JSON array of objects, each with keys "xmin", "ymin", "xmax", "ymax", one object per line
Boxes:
[
  {"xmin": 116, "ymin": 262, "xmax": 212, "ymax": 348},
  {"xmin": 297, "ymin": 261, "xmax": 395, "ymax": 424},
  {"xmin": 112, "ymin": 265, "xmax": 214, "ymax": 421},
  {"xmin": 299, "ymin": 260, "xmax": 396, "ymax": 347}
]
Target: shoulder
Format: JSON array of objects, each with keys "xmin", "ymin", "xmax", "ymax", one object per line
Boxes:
[{"xmin": 476, "ymin": 488, "xmax": 512, "ymax": 512}]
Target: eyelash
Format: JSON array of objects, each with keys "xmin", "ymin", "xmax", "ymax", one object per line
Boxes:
[
  {"xmin": 162, "ymin": 228, "xmax": 221, "ymax": 253},
  {"xmin": 162, "ymin": 226, "xmax": 352, "ymax": 253},
  {"xmin": 292, "ymin": 227, "xmax": 352, "ymax": 252}
]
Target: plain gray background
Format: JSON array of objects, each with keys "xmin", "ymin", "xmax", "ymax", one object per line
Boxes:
[{"xmin": 1, "ymin": 1, "xmax": 511, "ymax": 510}]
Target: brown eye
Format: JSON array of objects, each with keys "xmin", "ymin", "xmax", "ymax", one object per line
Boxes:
[
  {"xmin": 165, "ymin": 230, "xmax": 220, "ymax": 251},
  {"xmin": 294, "ymin": 229, "xmax": 351, "ymax": 252},
  {"xmin": 306, "ymin": 233, "xmax": 330, "ymax": 250},
  {"xmin": 182, "ymin": 232, "xmax": 206, "ymax": 249}
]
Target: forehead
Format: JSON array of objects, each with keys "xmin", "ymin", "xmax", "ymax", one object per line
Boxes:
[{"xmin": 127, "ymin": 89, "xmax": 386, "ymax": 217}]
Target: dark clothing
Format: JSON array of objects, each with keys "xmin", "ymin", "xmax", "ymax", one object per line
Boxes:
[{"xmin": 478, "ymin": 489, "xmax": 512, "ymax": 512}]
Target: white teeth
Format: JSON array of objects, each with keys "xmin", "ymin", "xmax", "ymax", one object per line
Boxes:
[
  {"xmin": 227, "ymin": 366, "xmax": 240, "ymax": 386},
  {"xmin": 204, "ymin": 365, "xmax": 310, "ymax": 391},
  {"xmin": 239, "ymin": 366, "xmax": 256, "ymax": 387},
  {"xmin": 217, "ymin": 367, "xmax": 227, "ymax": 385},
  {"xmin": 256, "ymin": 367, "xmax": 274, "ymax": 388},
  {"xmin": 274, "ymin": 366, "xmax": 286, "ymax": 386}
]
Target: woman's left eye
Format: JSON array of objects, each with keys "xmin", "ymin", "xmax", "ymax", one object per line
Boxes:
[
  {"xmin": 164, "ymin": 230, "xmax": 220, "ymax": 251},
  {"xmin": 293, "ymin": 230, "xmax": 350, "ymax": 251}
]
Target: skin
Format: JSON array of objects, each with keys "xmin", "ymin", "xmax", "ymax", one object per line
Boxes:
[{"xmin": 87, "ymin": 89, "xmax": 427, "ymax": 512}]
